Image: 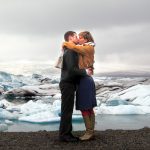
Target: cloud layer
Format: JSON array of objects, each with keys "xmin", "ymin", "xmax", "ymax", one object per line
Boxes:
[{"xmin": 0, "ymin": 0, "xmax": 150, "ymax": 72}]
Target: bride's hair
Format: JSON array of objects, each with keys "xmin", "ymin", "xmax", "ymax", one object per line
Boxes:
[{"xmin": 79, "ymin": 31, "xmax": 94, "ymax": 43}]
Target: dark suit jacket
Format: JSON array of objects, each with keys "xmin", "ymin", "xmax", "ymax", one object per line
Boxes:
[{"xmin": 60, "ymin": 48, "xmax": 87, "ymax": 83}]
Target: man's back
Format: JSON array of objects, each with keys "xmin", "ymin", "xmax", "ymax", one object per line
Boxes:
[{"xmin": 60, "ymin": 48, "xmax": 86, "ymax": 83}]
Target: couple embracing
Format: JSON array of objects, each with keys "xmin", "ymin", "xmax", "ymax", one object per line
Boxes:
[{"xmin": 58, "ymin": 31, "xmax": 97, "ymax": 142}]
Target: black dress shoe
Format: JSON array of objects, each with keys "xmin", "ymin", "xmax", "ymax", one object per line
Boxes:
[
  {"xmin": 59, "ymin": 135, "xmax": 79, "ymax": 142},
  {"xmin": 69, "ymin": 133, "xmax": 80, "ymax": 141}
]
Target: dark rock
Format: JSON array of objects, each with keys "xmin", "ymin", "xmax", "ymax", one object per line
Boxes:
[
  {"xmin": 4, "ymin": 89, "xmax": 37, "ymax": 100},
  {"xmin": 41, "ymin": 78, "xmax": 52, "ymax": 84},
  {"xmin": 32, "ymin": 74, "xmax": 43, "ymax": 79},
  {"xmin": 50, "ymin": 79, "xmax": 59, "ymax": 84}
]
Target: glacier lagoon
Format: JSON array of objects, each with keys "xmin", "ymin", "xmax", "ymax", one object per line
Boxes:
[{"xmin": 0, "ymin": 62, "xmax": 150, "ymax": 132}]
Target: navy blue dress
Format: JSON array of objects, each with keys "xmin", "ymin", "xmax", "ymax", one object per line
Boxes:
[{"xmin": 76, "ymin": 76, "xmax": 97, "ymax": 110}]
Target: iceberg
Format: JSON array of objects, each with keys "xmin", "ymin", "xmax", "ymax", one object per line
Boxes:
[
  {"xmin": 95, "ymin": 104, "xmax": 149, "ymax": 115},
  {"xmin": 4, "ymin": 84, "xmax": 60, "ymax": 99},
  {"xmin": 0, "ymin": 69, "xmax": 150, "ymax": 125},
  {"xmin": 95, "ymin": 84, "xmax": 150, "ymax": 115},
  {"xmin": 0, "ymin": 108, "xmax": 19, "ymax": 120},
  {"xmin": 0, "ymin": 123, "xmax": 8, "ymax": 131},
  {"xmin": 0, "ymin": 71, "xmax": 12, "ymax": 82},
  {"xmin": 110, "ymin": 84, "xmax": 150, "ymax": 106},
  {"xmin": 19, "ymin": 112, "xmax": 82, "ymax": 123},
  {"xmin": 18, "ymin": 100, "xmax": 82, "ymax": 123},
  {"xmin": 106, "ymin": 99, "xmax": 128, "ymax": 106},
  {"xmin": 4, "ymin": 120, "xmax": 14, "ymax": 125}
]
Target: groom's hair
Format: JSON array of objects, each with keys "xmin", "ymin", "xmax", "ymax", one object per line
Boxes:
[{"xmin": 64, "ymin": 31, "xmax": 76, "ymax": 41}]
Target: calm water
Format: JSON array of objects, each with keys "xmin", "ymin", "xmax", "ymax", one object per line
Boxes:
[{"xmin": 4, "ymin": 114, "xmax": 150, "ymax": 132}]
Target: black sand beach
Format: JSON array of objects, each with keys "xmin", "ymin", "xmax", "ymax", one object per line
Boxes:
[{"xmin": 0, "ymin": 127, "xmax": 150, "ymax": 150}]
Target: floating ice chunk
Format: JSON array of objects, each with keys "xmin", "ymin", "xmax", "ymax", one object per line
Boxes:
[
  {"xmin": 110, "ymin": 84, "xmax": 150, "ymax": 106},
  {"xmin": 136, "ymin": 106, "xmax": 150, "ymax": 114},
  {"xmin": 18, "ymin": 99, "xmax": 82, "ymax": 123},
  {"xmin": 19, "ymin": 111, "xmax": 82, "ymax": 123},
  {"xmin": 50, "ymin": 78, "xmax": 60, "ymax": 84},
  {"xmin": 19, "ymin": 110, "xmax": 57, "ymax": 123},
  {"xmin": 0, "ymin": 108, "xmax": 19, "ymax": 120},
  {"xmin": 0, "ymin": 99, "xmax": 14, "ymax": 108},
  {"xmin": 4, "ymin": 84, "xmax": 60, "ymax": 99},
  {"xmin": 6, "ymin": 107, "xmax": 21, "ymax": 113},
  {"xmin": 0, "ymin": 85, "xmax": 4, "ymax": 94},
  {"xmin": 96, "ymin": 104, "xmax": 150, "ymax": 115},
  {"xmin": 52, "ymin": 93, "xmax": 61, "ymax": 99},
  {"xmin": 106, "ymin": 99, "xmax": 128, "ymax": 106},
  {"xmin": 132, "ymin": 96, "xmax": 150, "ymax": 106},
  {"xmin": 5, "ymin": 120, "xmax": 14, "ymax": 125},
  {"xmin": 52, "ymin": 100, "xmax": 61, "ymax": 109},
  {"xmin": 0, "ymin": 71, "xmax": 12, "ymax": 82},
  {"xmin": 20, "ymin": 100, "xmax": 52, "ymax": 116},
  {"xmin": 0, "ymin": 123, "xmax": 8, "ymax": 131},
  {"xmin": 50, "ymin": 100, "xmax": 61, "ymax": 116},
  {"xmin": 48, "ymin": 84, "xmax": 59, "ymax": 89},
  {"xmin": 73, "ymin": 109, "xmax": 81, "ymax": 115},
  {"xmin": 0, "ymin": 103, "xmax": 4, "ymax": 108},
  {"xmin": 96, "ymin": 100, "xmax": 101, "ymax": 106},
  {"xmin": 18, "ymin": 100, "xmax": 55, "ymax": 123}
]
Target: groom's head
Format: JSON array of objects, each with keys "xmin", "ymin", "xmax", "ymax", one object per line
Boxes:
[{"xmin": 64, "ymin": 31, "xmax": 78, "ymax": 44}]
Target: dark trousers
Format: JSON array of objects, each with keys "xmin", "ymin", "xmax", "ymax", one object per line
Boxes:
[{"xmin": 59, "ymin": 81, "xmax": 76, "ymax": 137}]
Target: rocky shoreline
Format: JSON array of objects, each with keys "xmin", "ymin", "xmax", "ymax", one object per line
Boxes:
[{"xmin": 0, "ymin": 127, "xmax": 149, "ymax": 150}]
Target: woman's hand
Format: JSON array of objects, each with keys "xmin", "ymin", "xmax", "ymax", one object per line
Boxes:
[
  {"xmin": 62, "ymin": 42, "xmax": 75, "ymax": 49},
  {"xmin": 86, "ymin": 68, "xmax": 93, "ymax": 76}
]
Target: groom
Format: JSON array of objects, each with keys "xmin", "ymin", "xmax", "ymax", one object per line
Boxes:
[{"xmin": 59, "ymin": 31, "xmax": 87, "ymax": 142}]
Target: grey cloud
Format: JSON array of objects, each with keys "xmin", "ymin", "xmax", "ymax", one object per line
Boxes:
[
  {"xmin": 0, "ymin": 0, "xmax": 150, "ymax": 72},
  {"xmin": 0, "ymin": 0, "xmax": 150, "ymax": 36},
  {"xmin": 93, "ymin": 23, "xmax": 150, "ymax": 67}
]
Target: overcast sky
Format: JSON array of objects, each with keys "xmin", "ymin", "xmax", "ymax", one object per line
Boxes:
[{"xmin": 0, "ymin": 0, "xmax": 150, "ymax": 72}]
